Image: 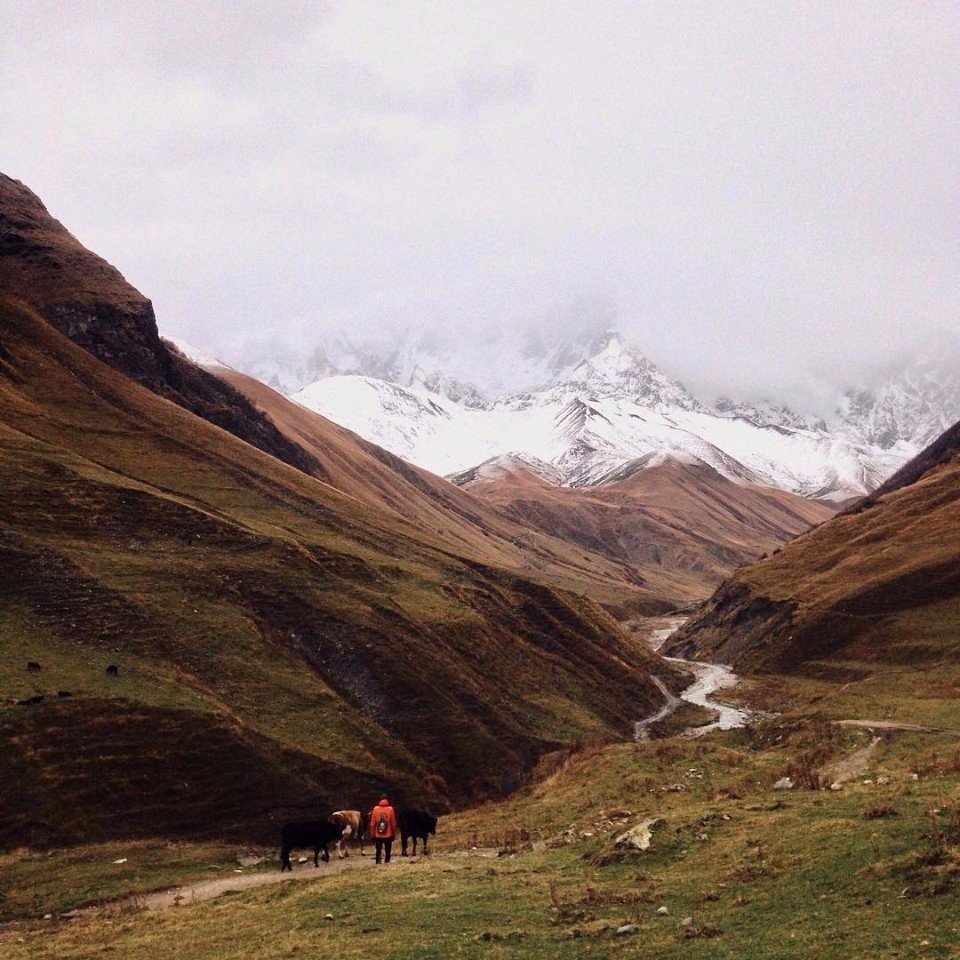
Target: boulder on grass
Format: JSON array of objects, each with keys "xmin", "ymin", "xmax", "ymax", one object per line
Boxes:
[{"xmin": 614, "ymin": 817, "xmax": 662, "ymax": 851}]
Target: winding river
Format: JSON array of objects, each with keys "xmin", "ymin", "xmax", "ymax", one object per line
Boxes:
[{"xmin": 635, "ymin": 617, "xmax": 750, "ymax": 740}]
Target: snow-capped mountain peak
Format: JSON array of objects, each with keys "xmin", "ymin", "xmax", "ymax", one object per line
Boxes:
[
  {"xmin": 205, "ymin": 324, "xmax": 959, "ymax": 505},
  {"xmin": 838, "ymin": 344, "xmax": 960, "ymax": 450},
  {"xmin": 561, "ymin": 333, "xmax": 703, "ymax": 412}
]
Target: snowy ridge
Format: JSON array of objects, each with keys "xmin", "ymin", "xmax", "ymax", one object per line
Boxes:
[
  {"xmin": 447, "ymin": 453, "xmax": 564, "ymax": 487},
  {"xmin": 838, "ymin": 344, "xmax": 960, "ymax": 450},
  {"xmin": 288, "ymin": 337, "xmax": 911, "ymax": 502},
  {"xmin": 187, "ymin": 328, "xmax": 958, "ymax": 503},
  {"xmin": 166, "ymin": 338, "xmax": 234, "ymax": 372}
]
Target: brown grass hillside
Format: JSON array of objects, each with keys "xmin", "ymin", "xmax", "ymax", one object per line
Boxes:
[
  {"xmin": 0, "ymin": 178, "xmax": 684, "ymax": 849},
  {"xmin": 0, "ymin": 173, "xmax": 318, "ymax": 475},
  {"xmin": 669, "ymin": 421, "xmax": 960, "ymax": 672},
  {"xmin": 450, "ymin": 454, "xmax": 833, "ymax": 607},
  {"xmin": 206, "ymin": 367, "xmax": 664, "ymax": 616}
]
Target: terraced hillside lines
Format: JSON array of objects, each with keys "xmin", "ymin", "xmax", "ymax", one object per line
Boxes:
[
  {"xmin": 452, "ymin": 455, "xmax": 834, "ymax": 606},
  {"xmin": 0, "ymin": 699, "xmax": 388, "ymax": 849},
  {"xmin": 670, "ymin": 420, "xmax": 960, "ymax": 673},
  {"xmin": 0, "ymin": 258, "xmax": 680, "ymax": 845}
]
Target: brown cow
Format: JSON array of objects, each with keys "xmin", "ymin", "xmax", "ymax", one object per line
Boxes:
[{"xmin": 329, "ymin": 810, "xmax": 365, "ymax": 858}]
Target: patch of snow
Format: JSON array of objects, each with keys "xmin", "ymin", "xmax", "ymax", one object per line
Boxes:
[{"xmin": 166, "ymin": 338, "xmax": 233, "ymax": 371}]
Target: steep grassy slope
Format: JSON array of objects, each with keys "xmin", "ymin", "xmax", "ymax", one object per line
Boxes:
[
  {"xmin": 0, "ymin": 178, "xmax": 683, "ymax": 849},
  {"xmin": 669, "ymin": 421, "xmax": 960, "ymax": 672},
  {"xmin": 0, "ymin": 173, "xmax": 318, "ymax": 474},
  {"xmin": 205, "ymin": 367, "xmax": 661, "ymax": 614},
  {"xmin": 451, "ymin": 455, "xmax": 833, "ymax": 607},
  {"xmin": 0, "ymin": 298, "xmax": 677, "ymax": 842}
]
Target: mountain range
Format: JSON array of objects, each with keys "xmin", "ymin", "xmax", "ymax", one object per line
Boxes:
[{"xmin": 266, "ymin": 331, "xmax": 959, "ymax": 504}]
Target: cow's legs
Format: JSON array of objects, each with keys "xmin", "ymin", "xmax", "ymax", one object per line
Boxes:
[
  {"xmin": 412, "ymin": 836, "xmax": 418, "ymax": 856},
  {"xmin": 423, "ymin": 836, "xmax": 429, "ymax": 856},
  {"xmin": 322, "ymin": 844, "xmax": 330, "ymax": 863},
  {"xmin": 280, "ymin": 846, "xmax": 291, "ymax": 872},
  {"xmin": 401, "ymin": 832, "xmax": 409, "ymax": 856}
]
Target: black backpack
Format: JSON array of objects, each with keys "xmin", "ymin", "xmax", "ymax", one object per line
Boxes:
[{"xmin": 375, "ymin": 812, "xmax": 389, "ymax": 836}]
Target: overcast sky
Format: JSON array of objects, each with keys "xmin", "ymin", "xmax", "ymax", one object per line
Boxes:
[{"xmin": 2, "ymin": 2, "xmax": 957, "ymax": 403}]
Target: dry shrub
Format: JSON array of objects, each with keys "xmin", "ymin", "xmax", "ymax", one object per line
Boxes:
[
  {"xmin": 784, "ymin": 748, "xmax": 830, "ymax": 790},
  {"xmin": 724, "ymin": 863, "xmax": 766, "ymax": 884},
  {"xmin": 588, "ymin": 849, "xmax": 635, "ymax": 868},
  {"xmin": 917, "ymin": 805, "xmax": 960, "ymax": 866},
  {"xmin": 910, "ymin": 749, "xmax": 960, "ymax": 779},
  {"xmin": 548, "ymin": 882, "xmax": 593, "ymax": 922},
  {"xmin": 655, "ymin": 741, "xmax": 684, "ymax": 765},
  {"xmin": 681, "ymin": 921, "xmax": 723, "ymax": 939},
  {"xmin": 535, "ymin": 738, "xmax": 607, "ymax": 781},
  {"xmin": 576, "ymin": 886, "xmax": 653, "ymax": 907}
]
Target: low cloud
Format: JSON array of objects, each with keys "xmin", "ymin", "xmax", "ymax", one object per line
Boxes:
[{"xmin": 1, "ymin": 1, "xmax": 955, "ymax": 409}]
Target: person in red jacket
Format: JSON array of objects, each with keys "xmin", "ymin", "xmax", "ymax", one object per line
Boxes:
[{"xmin": 368, "ymin": 794, "xmax": 399, "ymax": 864}]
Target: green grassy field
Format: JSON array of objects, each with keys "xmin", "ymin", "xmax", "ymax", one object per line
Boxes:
[{"xmin": 4, "ymin": 701, "xmax": 959, "ymax": 959}]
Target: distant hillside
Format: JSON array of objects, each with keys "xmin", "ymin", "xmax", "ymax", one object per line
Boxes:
[
  {"xmin": 205, "ymin": 367, "xmax": 664, "ymax": 617},
  {"xmin": 449, "ymin": 453, "xmax": 834, "ymax": 607},
  {"xmin": 0, "ymin": 175, "xmax": 680, "ymax": 849},
  {"xmin": 668, "ymin": 420, "xmax": 960, "ymax": 671}
]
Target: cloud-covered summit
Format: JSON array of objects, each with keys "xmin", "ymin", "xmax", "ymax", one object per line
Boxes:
[{"xmin": 2, "ymin": 2, "xmax": 956, "ymax": 405}]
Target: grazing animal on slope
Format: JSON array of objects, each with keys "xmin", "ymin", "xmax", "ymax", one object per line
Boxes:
[
  {"xmin": 399, "ymin": 809, "xmax": 439, "ymax": 857},
  {"xmin": 279, "ymin": 820, "xmax": 344, "ymax": 872},
  {"xmin": 329, "ymin": 809, "xmax": 365, "ymax": 858}
]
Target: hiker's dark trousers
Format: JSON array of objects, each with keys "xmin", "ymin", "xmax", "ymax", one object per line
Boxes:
[{"xmin": 375, "ymin": 838, "xmax": 393, "ymax": 863}]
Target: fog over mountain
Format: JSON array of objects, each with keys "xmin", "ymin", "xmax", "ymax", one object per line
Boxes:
[{"xmin": 2, "ymin": 2, "xmax": 956, "ymax": 406}]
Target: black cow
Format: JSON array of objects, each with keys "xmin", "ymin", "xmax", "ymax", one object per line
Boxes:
[
  {"xmin": 399, "ymin": 809, "xmax": 438, "ymax": 857},
  {"xmin": 279, "ymin": 820, "xmax": 344, "ymax": 872}
]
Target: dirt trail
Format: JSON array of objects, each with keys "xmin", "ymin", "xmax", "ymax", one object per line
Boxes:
[
  {"xmin": 822, "ymin": 719, "xmax": 960, "ymax": 787},
  {"xmin": 837, "ymin": 719, "xmax": 960, "ymax": 736},
  {"xmin": 62, "ymin": 848, "xmax": 500, "ymax": 919},
  {"xmin": 634, "ymin": 676, "xmax": 681, "ymax": 740},
  {"xmin": 823, "ymin": 736, "xmax": 883, "ymax": 786},
  {"xmin": 140, "ymin": 855, "xmax": 376, "ymax": 910}
]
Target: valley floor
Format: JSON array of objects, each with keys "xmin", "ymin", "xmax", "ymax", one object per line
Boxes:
[{"xmin": 4, "ymin": 640, "xmax": 960, "ymax": 959}]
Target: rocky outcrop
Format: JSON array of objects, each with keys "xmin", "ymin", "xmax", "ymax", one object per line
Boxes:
[
  {"xmin": 0, "ymin": 173, "xmax": 322, "ymax": 479},
  {"xmin": 666, "ymin": 581, "xmax": 798, "ymax": 666}
]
